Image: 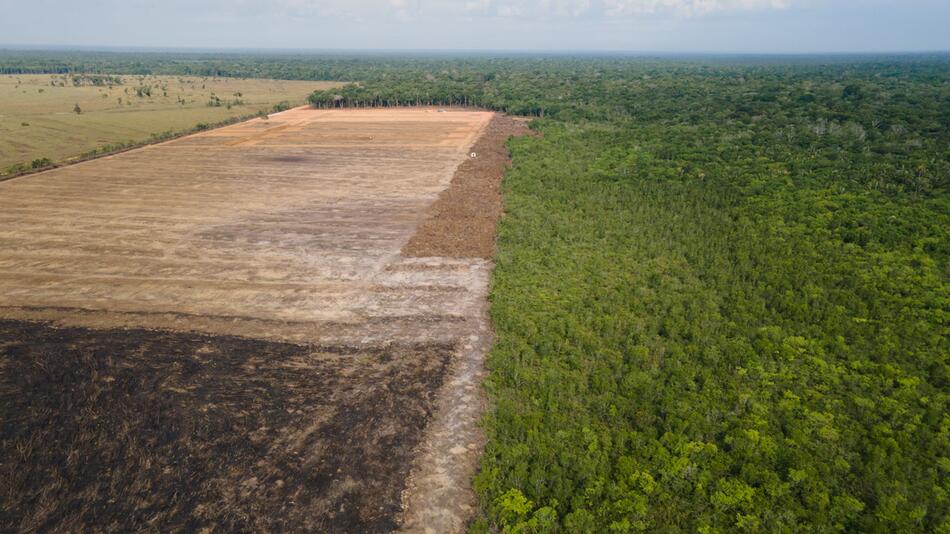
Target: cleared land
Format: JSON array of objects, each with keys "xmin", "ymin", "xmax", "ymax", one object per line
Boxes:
[
  {"xmin": 0, "ymin": 108, "xmax": 520, "ymax": 532},
  {"xmin": 0, "ymin": 74, "xmax": 341, "ymax": 170}
]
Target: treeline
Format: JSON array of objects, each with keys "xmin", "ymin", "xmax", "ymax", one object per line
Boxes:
[
  {"xmin": 303, "ymin": 56, "xmax": 949, "ymax": 194},
  {"xmin": 5, "ymin": 50, "xmax": 950, "ymax": 121},
  {"xmin": 307, "ymin": 83, "xmax": 486, "ymax": 110}
]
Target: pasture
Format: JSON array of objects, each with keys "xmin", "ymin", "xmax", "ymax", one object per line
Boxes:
[{"xmin": 0, "ymin": 74, "xmax": 341, "ymax": 171}]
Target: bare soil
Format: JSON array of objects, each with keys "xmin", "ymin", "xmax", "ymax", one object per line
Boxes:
[
  {"xmin": 396, "ymin": 114, "xmax": 533, "ymax": 533},
  {"xmin": 0, "ymin": 107, "xmax": 494, "ymax": 344},
  {"xmin": 402, "ymin": 115, "xmax": 533, "ymax": 259},
  {"xmin": 0, "ymin": 107, "xmax": 521, "ymax": 533}
]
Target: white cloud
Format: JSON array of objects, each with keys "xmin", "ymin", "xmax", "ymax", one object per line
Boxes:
[
  {"xmin": 538, "ymin": 0, "xmax": 592, "ymax": 17},
  {"xmin": 278, "ymin": 0, "xmax": 790, "ymax": 18},
  {"xmin": 464, "ymin": 0, "xmax": 493, "ymax": 12},
  {"xmin": 496, "ymin": 4, "xmax": 524, "ymax": 16},
  {"xmin": 5, "ymin": 0, "xmax": 946, "ymax": 51},
  {"xmin": 602, "ymin": 0, "xmax": 788, "ymax": 17}
]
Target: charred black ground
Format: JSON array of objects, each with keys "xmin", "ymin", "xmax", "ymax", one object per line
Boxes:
[{"xmin": 0, "ymin": 320, "xmax": 453, "ymax": 532}]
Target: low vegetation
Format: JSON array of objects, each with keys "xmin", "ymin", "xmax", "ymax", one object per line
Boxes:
[{"xmin": 0, "ymin": 73, "xmax": 339, "ymax": 172}]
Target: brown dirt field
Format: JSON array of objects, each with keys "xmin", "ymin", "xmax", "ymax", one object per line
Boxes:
[
  {"xmin": 0, "ymin": 107, "xmax": 493, "ymax": 343},
  {"xmin": 402, "ymin": 115, "xmax": 533, "ymax": 259},
  {"xmin": 0, "ymin": 107, "xmax": 527, "ymax": 532}
]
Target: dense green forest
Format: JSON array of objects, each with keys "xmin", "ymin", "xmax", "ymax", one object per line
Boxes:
[
  {"xmin": 471, "ymin": 71, "xmax": 949, "ymax": 532},
  {"xmin": 2, "ymin": 50, "xmax": 947, "ymax": 532}
]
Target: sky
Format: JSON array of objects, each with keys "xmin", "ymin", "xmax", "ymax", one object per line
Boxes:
[{"xmin": 0, "ymin": 0, "xmax": 948, "ymax": 53}]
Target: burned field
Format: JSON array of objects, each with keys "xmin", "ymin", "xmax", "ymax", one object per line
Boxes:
[
  {"xmin": 0, "ymin": 108, "xmax": 518, "ymax": 532},
  {"xmin": 0, "ymin": 320, "xmax": 451, "ymax": 532}
]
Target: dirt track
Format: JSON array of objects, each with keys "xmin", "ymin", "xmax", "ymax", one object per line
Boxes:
[{"xmin": 0, "ymin": 108, "xmax": 521, "ymax": 532}]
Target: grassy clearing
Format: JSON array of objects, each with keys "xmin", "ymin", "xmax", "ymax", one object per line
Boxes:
[{"xmin": 0, "ymin": 74, "xmax": 341, "ymax": 171}]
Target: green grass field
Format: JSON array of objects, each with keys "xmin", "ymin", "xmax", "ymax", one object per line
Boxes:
[{"xmin": 0, "ymin": 74, "xmax": 341, "ymax": 171}]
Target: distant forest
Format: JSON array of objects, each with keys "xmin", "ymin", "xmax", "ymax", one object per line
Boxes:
[{"xmin": 2, "ymin": 50, "xmax": 947, "ymax": 532}]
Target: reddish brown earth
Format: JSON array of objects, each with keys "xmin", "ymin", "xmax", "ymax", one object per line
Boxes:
[
  {"xmin": 403, "ymin": 115, "xmax": 533, "ymax": 259},
  {"xmin": 0, "ymin": 107, "xmax": 530, "ymax": 532}
]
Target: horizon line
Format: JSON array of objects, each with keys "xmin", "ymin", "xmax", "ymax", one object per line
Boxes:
[{"xmin": 2, "ymin": 44, "xmax": 950, "ymax": 57}]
